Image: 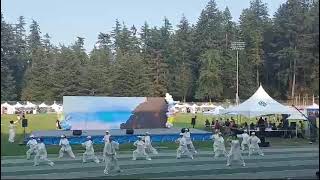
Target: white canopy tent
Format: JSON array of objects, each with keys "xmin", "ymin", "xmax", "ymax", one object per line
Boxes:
[
  {"xmin": 1, "ymin": 102, "xmax": 11, "ymax": 107},
  {"xmin": 13, "ymin": 102, "xmax": 24, "ymax": 109},
  {"xmin": 39, "ymin": 103, "xmax": 49, "ymax": 108},
  {"xmin": 51, "ymin": 102, "xmax": 62, "ymax": 112},
  {"xmin": 174, "ymin": 104, "xmax": 184, "ymax": 108},
  {"xmin": 191, "ymin": 103, "xmax": 198, "ymax": 113},
  {"xmin": 203, "ymin": 105, "xmax": 225, "ymax": 115},
  {"xmin": 1, "ymin": 102, "xmax": 15, "ymax": 114},
  {"xmin": 306, "ymin": 103, "xmax": 319, "ymax": 110},
  {"xmin": 25, "ymin": 101, "xmax": 36, "ymax": 108},
  {"xmin": 287, "ymin": 113, "xmax": 307, "ymax": 120},
  {"xmin": 222, "ymin": 85, "xmax": 298, "ymax": 117}
]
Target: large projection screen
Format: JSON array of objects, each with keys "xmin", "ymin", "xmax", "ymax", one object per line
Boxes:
[{"xmin": 63, "ymin": 96, "xmax": 147, "ymax": 130}]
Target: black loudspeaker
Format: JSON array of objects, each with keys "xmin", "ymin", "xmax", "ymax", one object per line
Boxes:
[
  {"xmin": 126, "ymin": 129, "xmax": 134, "ymax": 134},
  {"xmin": 22, "ymin": 119, "xmax": 28, "ymax": 127},
  {"xmin": 73, "ymin": 130, "xmax": 82, "ymax": 136}
]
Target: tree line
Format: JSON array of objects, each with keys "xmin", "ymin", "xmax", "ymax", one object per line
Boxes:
[{"xmin": 1, "ymin": 0, "xmax": 319, "ymax": 102}]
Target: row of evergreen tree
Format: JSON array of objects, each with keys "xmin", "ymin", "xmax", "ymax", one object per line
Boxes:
[{"xmin": 1, "ymin": 0, "xmax": 319, "ymax": 102}]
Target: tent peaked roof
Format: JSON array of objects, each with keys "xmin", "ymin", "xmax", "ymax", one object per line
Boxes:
[
  {"xmin": 13, "ymin": 102, "xmax": 24, "ymax": 108},
  {"xmin": 306, "ymin": 103, "xmax": 319, "ymax": 110},
  {"xmin": 39, "ymin": 103, "xmax": 48, "ymax": 108},
  {"xmin": 223, "ymin": 85, "xmax": 296, "ymax": 117}
]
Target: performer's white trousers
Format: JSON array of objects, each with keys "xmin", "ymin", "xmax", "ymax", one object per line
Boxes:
[
  {"xmin": 104, "ymin": 155, "xmax": 120, "ymax": 173},
  {"xmin": 83, "ymin": 151, "xmax": 100, "ymax": 163}
]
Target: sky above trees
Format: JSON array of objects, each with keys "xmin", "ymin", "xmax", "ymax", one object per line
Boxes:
[{"xmin": 1, "ymin": 0, "xmax": 286, "ymax": 53}]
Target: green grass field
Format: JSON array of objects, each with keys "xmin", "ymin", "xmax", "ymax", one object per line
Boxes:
[{"xmin": 1, "ymin": 113, "xmax": 318, "ymax": 156}]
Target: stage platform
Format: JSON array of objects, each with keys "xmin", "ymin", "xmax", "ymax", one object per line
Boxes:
[{"xmin": 27, "ymin": 128, "xmax": 213, "ymax": 145}]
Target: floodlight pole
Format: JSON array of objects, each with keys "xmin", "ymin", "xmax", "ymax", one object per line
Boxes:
[
  {"xmin": 231, "ymin": 41, "xmax": 245, "ymax": 105},
  {"xmin": 236, "ymin": 50, "xmax": 239, "ymax": 105}
]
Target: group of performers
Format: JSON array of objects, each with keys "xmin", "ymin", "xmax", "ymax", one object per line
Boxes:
[{"xmin": 24, "ymin": 129, "xmax": 264, "ymax": 175}]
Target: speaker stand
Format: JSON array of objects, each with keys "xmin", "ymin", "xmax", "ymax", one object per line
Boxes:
[{"xmin": 19, "ymin": 127, "xmax": 26, "ymax": 145}]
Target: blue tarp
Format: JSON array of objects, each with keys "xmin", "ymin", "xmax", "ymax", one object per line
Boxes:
[{"xmin": 24, "ymin": 133, "xmax": 213, "ymax": 145}]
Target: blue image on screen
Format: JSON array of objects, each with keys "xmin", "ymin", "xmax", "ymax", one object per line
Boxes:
[{"xmin": 63, "ymin": 96, "xmax": 146, "ymax": 130}]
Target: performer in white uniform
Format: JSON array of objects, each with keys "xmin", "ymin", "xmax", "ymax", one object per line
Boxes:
[
  {"xmin": 248, "ymin": 132, "xmax": 264, "ymax": 157},
  {"xmin": 8, "ymin": 120, "xmax": 18, "ymax": 143},
  {"xmin": 132, "ymin": 136, "xmax": 151, "ymax": 160},
  {"xmin": 239, "ymin": 130, "xmax": 250, "ymax": 151},
  {"xmin": 211, "ymin": 129, "xmax": 219, "ymax": 155},
  {"xmin": 176, "ymin": 133, "xmax": 193, "ymax": 159},
  {"xmin": 82, "ymin": 136, "xmax": 100, "ymax": 163},
  {"xmin": 103, "ymin": 130, "xmax": 111, "ymax": 160},
  {"xmin": 184, "ymin": 128, "xmax": 197, "ymax": 154},
  {"xmin": 59, "ymin": 135, "xmax": 75, "ymax": 159},
  {"xmin": 33, "ymin": 138, "xmax": 55, "ymax": 167},
  {"xmin": 26, "ymin": 134, "xmax": 38, "ymax": 160},
  {"xmin": 143, "ymin": 132, "xmax": 158, "ymax": 155},
  {"xmin": 213, "ymin": 132, "xmax": 227, "ymax": 158},
  {"xmin": 103, "ymin": 136, "xmax": 121, "ymax": 175},
  {"xmin": 226, "ymin": 135, "xmax": 245, "ymax": 167}
]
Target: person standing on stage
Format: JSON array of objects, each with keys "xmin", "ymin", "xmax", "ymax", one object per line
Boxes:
[
  {"xmin": 103, "ymin": 136, "xmax": 121, "ymax": 175},
  {"xmin": 59, "ymin": 135, "xmax": 75, "ymax": 159},
  {"xmin": 239, "ymin": 129, "xmax": 250, "ymax": 151},
  {"xmin": 213, "ymin": 132, "xmax": 227, "ymax": 158},
  {"xmin": 132, "ymin": 136, "xmax": 151, "ymax": 160},
  {"xmin": 33, "ymin": 138, "xmax": 55, "ymax": 167},
  {"xmin": 226, "ymin": 135, "xmax": 245, "ymax": 167},
  {"xmin": 184, "ymin": 128, "xmax": 197, "ymax": 154},
  {"xmin": 248, "ymin": 132, "xmax": 264, "ymax": 157},
  {"xmin": 103, "ymin": 130, "xmax": 111, "ymax": 159},
  {"xmin": 26, "ymin": 134, "xmax": 38, "ymax": 160},
  {"xmin": 143, "ymin": 132, "xmax": 158, "ymax": 155},
  {"xmin": 176, "ymin": 133, "xmax": 193, "ymax": 159},
  {"xmin": 82, "ymin": 136, "xmax": 100, "ymax": 163}
]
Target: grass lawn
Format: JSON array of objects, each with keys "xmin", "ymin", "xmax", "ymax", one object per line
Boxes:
[{"xmin": 1, "ymin": 113, "xmax": 318, "ymax": 156}]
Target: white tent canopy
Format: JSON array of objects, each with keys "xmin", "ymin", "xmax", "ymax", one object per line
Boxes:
[
  {"xmin": 51, "ymin": 102, "xmax": 62, "ymax": 112},
  {"xmin": 306, "ymin": 103, "xmax": 319, "ymax": 110},
  {"xmin": 1, "ymin": 102, "xmax": 11, "ymax": 108},
  {"xmin": 13, "ymin": 102, "xmax": 24, "ymax": 108},
  {"xmin": 203, "ymin": 105, "xmax": 225, "ymax": 115},
  {"xmin": 287, "ymin": 113, "xmax": 307, "ymax": 120},
  {"xmin": 25, "ymin": 101, "xmax": 36, "ymax": 108},
  {"xmin": 1, "ymin": 102, "xmax": 15, "ymax": 114},
  {"xmin": 222, "ymin": 85, "xmax": 298, "ymax": 117},
  {"xmin": 174, "ymin": 104, "xmax": 184, "ymax": 108},
  {"xmin": 39, "ymin": 103, "xmax": 49, "ymax": 108}
]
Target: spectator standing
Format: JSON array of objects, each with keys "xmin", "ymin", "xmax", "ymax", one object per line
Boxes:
[
  {"xmin": 282, "ymin": 117, "xmax": 289, "ymax": 138},
  {"xmin": 308, "ymin": 112, "xmax": 317, "ymax": 144},
  {"xmin": 298, "ymin": 120, "xmax": 305, "ymax": 138},
  {"xmin": 214, "ymin": 120, "xmax": 221, "ymax": 130},
  {"xmin": 211, "ymin": 119, "xmax": 215, "ymax": 128},
  {"xmin": 191, "ymin": 115, "xmax": 196, "ymax": 128},
  {"xmin": 56, "ymin": 120, "xmax": 62, "ymax": 130},
  {"xmin": 205, "ymin": 119, "xmax": 210, "ymax": 128},
  {"xmin": 250, "ymin": 122, "xmax": 255, "ymax": 130}
]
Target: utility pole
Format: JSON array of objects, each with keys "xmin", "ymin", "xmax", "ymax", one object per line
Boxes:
[
  {"xmin": 231, "ymin": 41, "xmax": 245, "ymax": 105},
  {"xmin": 291, "ymin": 46, "xmax": 296, "ymax": 103}
]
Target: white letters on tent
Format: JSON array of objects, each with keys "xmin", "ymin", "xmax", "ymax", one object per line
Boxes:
[{"xmin": 222, "ymin": 85, "xmax": 298, "ymax": 117}]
